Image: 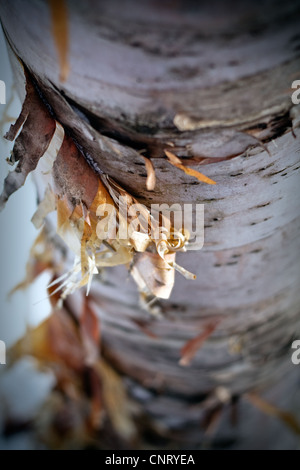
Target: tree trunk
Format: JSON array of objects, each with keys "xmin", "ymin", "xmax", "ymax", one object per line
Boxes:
[{"xmin": 1, "ymin": 0, "xmax": 300, "ymax": 449}]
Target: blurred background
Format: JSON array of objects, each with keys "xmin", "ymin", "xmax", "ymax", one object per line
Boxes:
[
  {"xmin": 0, "ymin": 26, "xmax": 51, "ymax": 348},
  {"xmin": 0, "ymin": 27, "xmax": 54, "ymax": 449}
]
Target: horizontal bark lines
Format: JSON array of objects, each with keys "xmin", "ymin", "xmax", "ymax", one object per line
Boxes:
[{"xmin": 1, "ymin": 0, "xmax": 300, "ymax": 449}]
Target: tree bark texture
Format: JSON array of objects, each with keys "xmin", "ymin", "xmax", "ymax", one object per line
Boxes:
[{"xmin": 1, "ymin": 0, "xmax": 300, "ymax": 449}]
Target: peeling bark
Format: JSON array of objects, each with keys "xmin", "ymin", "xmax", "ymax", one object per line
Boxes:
[{"xmin": 1, "ymin": 0, "xmax": 300, "ymax": 449}]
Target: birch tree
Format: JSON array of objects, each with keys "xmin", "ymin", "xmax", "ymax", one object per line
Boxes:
[{"xmin": 0, "ymin": 0, "xmax": 300, "ymax": 449}]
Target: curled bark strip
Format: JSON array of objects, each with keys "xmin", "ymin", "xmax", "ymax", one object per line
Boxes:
[
  {"xmin": 31, "ymin": 185, "xmax": 57, "ymax": 229},
  {"xmin": 179, "ymin": 320, "xmax": 221, "ymax": 366},
  {"xmin": 0, "ymin": 72, "xmax": 56, "ymax": 209},
  {"xmin": 246, "ymin": 393, "xmax": 300, "ymax": 436},
  {"xmin": 141, "ymin": 155, "xmax": 156, "ymax": 191},
  {"xmin": 164, "ymin": 149, "xmax": 216, "ymax": 185},
  {"xmin": 131, "ymin": 251, "xmax": 176, "ymax": 300}
]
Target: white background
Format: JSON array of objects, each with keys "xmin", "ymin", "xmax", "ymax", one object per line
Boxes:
[{"xmin": 0, "ymin": 27, "xmax": 51, "ymax": 348}]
